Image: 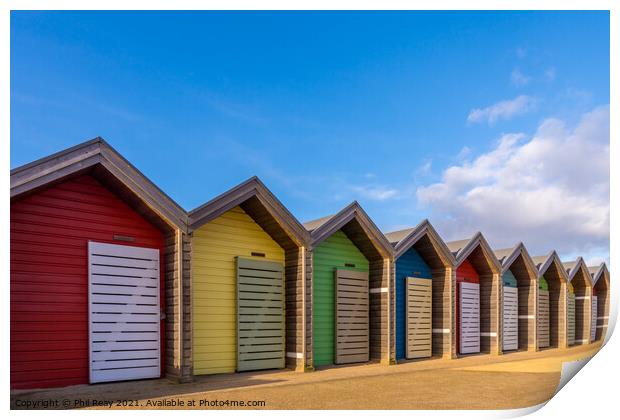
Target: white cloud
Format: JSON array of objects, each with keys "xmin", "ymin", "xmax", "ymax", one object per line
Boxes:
[
  {"xmin": 467, "ymin": 95, "xmax": 537, "ymax": 125},
  {"xmin": 511, "ymin": 69, "xmax": 531, "ymax": 87},
  {"xmin": 418, "ymin": 106, "xmax": 610, "ymax": 260},
  {"xmin": 351, "ymin": 185, "xmax": 399, "ymax": 201},
  {"xmin": 544, "ymin": 67, "xmax": 556, "ymax": 82}
]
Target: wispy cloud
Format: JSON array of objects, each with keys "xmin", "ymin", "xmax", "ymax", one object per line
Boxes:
[
  {"xmin": 351, "ymin": 184, "xmax": 399, "ymax": 201},
  {"xmin": 544, "ymin": 67, "xmax": 556, "ymax": 82},
  {"xmin": 511, "ymin": 69, "xmax": 531, "ymax": 87},
  {"xmin": 467, "ymin": 95, "xmax": 537, "ymax": 125},
  {"xmin": 418, "ymin": 105, "xmax": 610, "ymax": 260}
]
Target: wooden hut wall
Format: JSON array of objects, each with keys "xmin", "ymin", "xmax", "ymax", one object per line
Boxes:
[
  {"xmin": 540, "ymin": 262, "xmax": 566, "ymax": 349},
  {"xmin": 571, "ymin": 269, "xmax": 592, "ymax": 346},
  {"xmin": 341, "ymin": 220, "xmax": 391, "ymax": 364},
  {"xmin": 594, "ymin": 273, "xmax": 610, "ymax": 341},
  {"xmin": 506, "ymin": 255, "xmax": 537, "ymax": 351},
  {"xmin": 414, "ymin": 234, "xmax": 453, "ymax": 359},
  {"xmin": 465, "ymin": 245, "xmax": 500, "ymax": 355}
]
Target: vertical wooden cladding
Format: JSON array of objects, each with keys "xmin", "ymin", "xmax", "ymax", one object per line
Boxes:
[
  {"xmin": 591, "ymin": 265, "xmax": 610, "ymax": 341},
  {"xmin": 10, "ymin": 174, "xmax": 169, "ymax": 389},
  {"xmin": 387, "ymin": 223, "xmax": 455, "ymax": 361}
]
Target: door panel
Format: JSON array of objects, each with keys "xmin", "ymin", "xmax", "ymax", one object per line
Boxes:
[
  {"xmin": 537, "ymin": 290, "xmax": 550, "ymax": 348},
  {"xmin": 406, "ymin": 277, "xmax": 432, "ymax": 359},
  {"xmin": 236, "ymin": 257, "xmax": 284, "ymax": 372},
  {"xmin": 459, "ymin": 282, "xmax": 480, "ymax": 354},
  {"xmin": 567, "ymin": 294, "xmax": 576, "ymax": 345},
  {"xmin": 335, "ymin": 269, "xmax": 369, "ymax": 364},
  {"xmin": 590, "ymin": 296, "xmax": 598, "ymax": 342},
  {"xmin": 502, "ymin": 286, "xmax": 519, "ymax": 351},
  {"xmin": 88, "ymin": 241, "xmax": 160, "ymax": 384}
]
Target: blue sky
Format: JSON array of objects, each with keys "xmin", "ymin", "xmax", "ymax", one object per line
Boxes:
[{"xmin": 10, "ymin": 11, "xmax": 610, "ymax": 262}]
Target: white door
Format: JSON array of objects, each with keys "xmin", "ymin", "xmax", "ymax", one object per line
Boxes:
[
  {"xmin": 460, "ymin": 282, "xmax": 480, "ymax": 354},
  {"xmin": 88, "ymin": 241, "xmax": 160, "ymax": 383},
  {"xmin": 502, "ymin": 286, "xmax": 519, "ymax": 351},
  {"xmin": 590, "ymin": 296, "xmax": 598, "ymax": 342}
]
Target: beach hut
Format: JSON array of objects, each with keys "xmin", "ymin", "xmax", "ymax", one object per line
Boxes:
[
  {"xmin": 446, "ymin": 233, "xmax": 502, "ymax": 356},
  {"xmin": 385, "ymin": 220, "xmax": 456, "ymax": 361},
  {"xmin": 10, "ymin": 138, "xmax": 189, "ymax": 389},
  {"xmin": 494, "ymin": 243, "xmax": 538, "ymax": 352},
  {"xmin": 531, "ymin": 252, "xmax": 569, "ymax": 350},
  {"xmin": 563, "ymin": 258, "xmax": 593, "ymax": 346},
  {"xmin": 304, "ymin": 202, "xmax": 393, "ymax": 367},
  {"xmin": 589, "ymin": 263, "xmax": 610, "ymax": 342},
  {"xmin": 188, "ymin": 177, "xmax": 310, "ymax": 375}
]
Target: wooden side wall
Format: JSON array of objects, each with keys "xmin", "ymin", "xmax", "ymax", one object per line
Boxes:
[
  {"xmin": 506, "ymin": 256, "xmax": 537, "ymax": 352},
  {"xmin": 432, "ymin": 267, "xmax": 454, "ymax": 358},
  {"xmin": 370, "ymin": 258, "xmax": 391, "ymax": 364},
  {"xmin": 284, "ymin": 247, "xmax": 306, "ymax": 370},
  {"xmin": 594, "ymin": 278, "xmax": 610, "ymax": 341},
  {"xmin": 479, "ymin": 272, "xmax": 500, "ymax": 355}
]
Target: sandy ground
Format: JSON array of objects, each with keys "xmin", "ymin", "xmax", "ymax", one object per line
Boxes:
[{"xmin": 11, "ymin": 342, "xmax": 601, "ymax": 410}]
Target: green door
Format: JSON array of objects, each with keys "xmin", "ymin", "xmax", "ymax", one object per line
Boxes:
[{"xmin": 313, "ymin": 230, "xmax": 369, "ymax": 367}]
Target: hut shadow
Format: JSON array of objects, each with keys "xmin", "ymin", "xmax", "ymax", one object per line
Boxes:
[
  {"xmin": 393, "ymin": 354, "xmax": 446, "ymax": 365},
  {"xmin": 10, "ymin": 369, "xmax": 294, "ymax": 410}
]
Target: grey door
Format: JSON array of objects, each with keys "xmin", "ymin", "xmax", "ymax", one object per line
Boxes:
[
  {"xmin": 236, "ymin": 257, "xmax": 285, "ymax": 372},
  {"xmin": 590, "ymin": 296, "xmax": 598, "ymax": 342},
  {"xmin": 335, "ymin": 268, "xmax": 369, "ymax": 364},
  {"xmin": 567, "ymin": 294, "xmax": 576, "ymax": 345},
  {"xmin": 537, "ymin": 290, "xmax": 550, "ymax": 348},
  {"xmin": 406, "ymin": 277, "xmax": 432, "ymax": 359}
]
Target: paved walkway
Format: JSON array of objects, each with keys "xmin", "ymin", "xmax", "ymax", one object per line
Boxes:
[{"xmin": 11, "ymin": 342, "xmax": 601, "ymax": 410}]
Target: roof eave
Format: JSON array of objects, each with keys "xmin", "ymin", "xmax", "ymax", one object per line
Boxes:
[
  {"xmin": 309, "ymin": 202, "xmax": 393, "ymax": 259},
  {"xmin": 455, "ymin": 232, "xmax": 502, "ymax": 274},
  {"xmin": 10, "ymin": 137, "xmax": 188, "ymax": 232},
  {"xmin": 188, "ymin": 176, "xmax": 310, "ymax": 247},
  {"xmin": 393, "ymin": 220, "xmax": 456, "ymax": 267},
  {"xmin": 500, "ymin": 242, "xmax": 538, "ymax": 278}
]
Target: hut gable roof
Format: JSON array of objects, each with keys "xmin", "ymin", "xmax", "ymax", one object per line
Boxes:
[
  {"xmin": 590, "ymin": 262, "xmax": 610, "ymax": 287},
  {"xmin": 188, "ymin": 176, "xmax": 310, "ymax": 247},
  {"xmin": 10, "ymin": 137, "xmax": 187, "ymax": 230},
  {"xmin": 303, "ymin": 201, "xmax": 393, "ymax": 259},
  {"xmin": 385, "ymin": 219, "xmax": 456, "ymax": 266},
  {"xmin": 563, "ymin": 257, "xmax": 594, "ymax": 286},
  {"xmin": 446, "ymin": 232, "xmax": 502, "ymax": 273},
  {"xmin": 531, "ymin": 251, "xmax": 569, "ymax": 282},
  {"xmin": 493, "ymin": 242, "xmax": 538, "ymax": 277}
]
